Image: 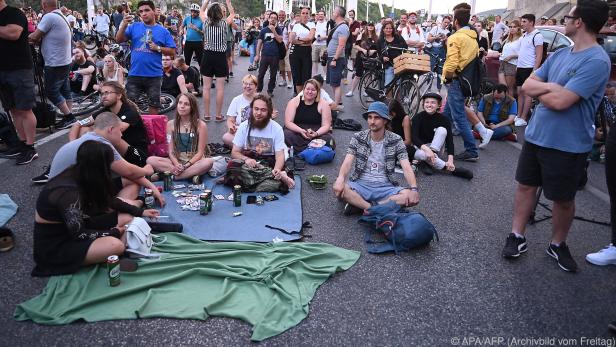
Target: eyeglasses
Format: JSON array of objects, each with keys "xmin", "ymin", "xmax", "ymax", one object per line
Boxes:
[
  {"xmin": 101, "ymin": 91, "xmax": 117, "ymax": 96},
  {"xmin": 563, "ymin": 15, "xmax": 579, "ymax": 21},
  {"xmin": 508, "ymin": 26, "xmax": 518, "ymax": 28}
]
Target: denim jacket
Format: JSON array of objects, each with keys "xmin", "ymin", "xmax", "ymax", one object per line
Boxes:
[{"xmin": 347, "ymin": 130, "xmax": 408, "ymax": 184}]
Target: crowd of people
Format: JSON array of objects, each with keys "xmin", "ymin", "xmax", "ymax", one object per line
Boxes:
[{"xmin": 0, "ymin": 0, "xmax": 615, "ymax": 317}]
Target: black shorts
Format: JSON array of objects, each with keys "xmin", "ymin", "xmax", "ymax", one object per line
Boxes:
[
  {"xmin": 124, "ymin": 146, "xmax": 148, "ymax": 167},
  {"xmin": 515, "ymin": 67, "xmax": 533, "ymax": 87},
  {"xmin": 226, "ymin": 41, "xmax": 233, "ymax": 57},
  {"xmin": 201, "ymin": 50, "xmax": 229, "ymax": 78},
  {"xmin": 515, "ymin": 141, "xmax": 588, "ymax": 202}
]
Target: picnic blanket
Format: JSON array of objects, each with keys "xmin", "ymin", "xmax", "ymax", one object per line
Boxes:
[
  {"xmin": 154, "ymin": 175, "xmax": 304, "ymax": 242},
  {"xmin": 15, "ymin": 233, "xmax": 360, "ymax": 341}
]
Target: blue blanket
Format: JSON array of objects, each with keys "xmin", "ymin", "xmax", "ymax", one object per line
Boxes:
[{"xmin": 152, "ymin": 176, "xmax": 304, "ymax": 242}]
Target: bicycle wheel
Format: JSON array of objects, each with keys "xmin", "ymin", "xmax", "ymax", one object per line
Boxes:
[
  {"xmin": 417, "ymin": 72, "xmax": 434, "ymax": 95},
  {"xmin": 83, "ymin": 34, "xmax": 98, "ymax": 50},
  {"xmin": 395, "ymin": 79, "xmax": 420, "ymax": 117},
  {"xmin": 159, "ymin": 93, "xmax": 177, "ymax": 114},
  {"xmin": 71, "ymin": 92, "xmax": 103, "ymax": 117},
  {"xmin": 359, "ymin": 72, "xmax": 379, "ymax": 110}
]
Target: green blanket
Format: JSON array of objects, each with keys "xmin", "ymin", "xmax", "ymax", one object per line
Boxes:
[{"xmin": 15, "ymin": 233, "xmax": 360, "ymax": 341}]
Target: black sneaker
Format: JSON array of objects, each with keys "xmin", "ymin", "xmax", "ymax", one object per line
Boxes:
[
  {"xmin": 229, "ymin": 72, "xmax": 234, "ymax": 77},
  {"xmin": 502, "ymin": 233, "xmax": 528, "ymax": 258},
  {"xmin": 0, "ymin": 146, "xmax": 23, "ymax": 158},
  {"xmin": 451, "ymin": 167, "xmax": 474, "ymax": 180},
  {"xmin": 32, "ymin": 166, "xmax": 50, "ymax": 184},
  {"xmin": 546, "ymin": 242, "xmax": 578, "ymax": 272},
  {"xmin": 55, "ymin": 116, "xmax": 77, "ymax": 130},
  {"xmin": 15, "ymin": 148, "xmax": 38, "ymax": 165},
  {"xmin": 343, "ymin": 203, "xmax": 363, "ymax": 216},
  {"xmin": 454, "ymin": 151, "xmax": 479, "ymax": 162}
]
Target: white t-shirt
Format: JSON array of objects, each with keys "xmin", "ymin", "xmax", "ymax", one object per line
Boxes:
[
  {"xmin": 226, "ymin": 94, "xmax": 252, "ymax": 126},
  {"xmin": 291, "ymin": 21, "xmax": 315, "ymax": 41},
  {"xmin": 233, "ymin": 120, "xmax": 286, "ymax": 156},
  {"xmin": 375, "ymin": 22, "xmax": 382, "ymax": 36},
  {"xmin": 517, "ymin": 29, "xmax": 543, "ymax": 68},
  {"xmin": 428, "ymin": 26, "xmax": 449, "ymax": 48},
  {"xmin": 66, "ymin": 14, "xmax": 76, "ymax": 27},
  {"xmin": 313, "ymin": 20, "xmax": 328, "ymax": 46},
  {"xmin": 401, "ymin": 24, "xmax": 425, "ymax": 52},
  {"xmin": 492, "ymin": 22, "xmax": 508, "ymax": 44},
  {"xmin": 500, "ymin": 39, "xmax": 521, "ymax": 66}
]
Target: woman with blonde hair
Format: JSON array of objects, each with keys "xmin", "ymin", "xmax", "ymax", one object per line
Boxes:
[
  {"xmin": 93, "ymin": 55, "xmax": 124, "ymax": 91},
  {"xmin": 146, "ymin": 93, "xmax": 213, "ymax": 181},
  {"xmin": 284, "ymin": 79, "xmax": 333, "ymax": 152},
  {"xmin": 223, "ymin": 74, "xmax": 258, "ymax": 146},
  {"xmin": 498, "ymin": 19, "xmax": 522, "ymax": 97}
]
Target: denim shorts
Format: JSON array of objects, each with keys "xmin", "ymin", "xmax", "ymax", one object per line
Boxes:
[
  {"xmin": 126, "ymin": 76, "xmax": 162, "ymax": 109},
  {"xmin": 348, "ymin": 179, "xmax": 406, "ymax": 203},
  {"xmin": 0, "ymin": 69, "xmax": 36, "ymax": 110},
  {"xmin": 326, "ymin": 57, "xmax": 346, "ymax": 87},
  {"xmin": 44, "ymin": 65, "xmax": 72, "ymax": 106}
]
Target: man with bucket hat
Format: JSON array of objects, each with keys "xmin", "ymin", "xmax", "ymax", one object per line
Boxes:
[{"xmin": 333, "ymin": 102, "xmax": 419, "ymax": 215}]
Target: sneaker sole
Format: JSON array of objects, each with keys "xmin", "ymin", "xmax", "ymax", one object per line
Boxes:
[
  {"xmin": 31, "ymin": 178, "xmax": 49, "ymax": 184},
  {"xmin": 546, "ymin": 247, "xmax": 576, "ymax": 272},
  {"xmin": 585, "ymin": 255, "xmax": 616, "ymax": 266},
  {"xmin": 16, "ymin": 152, "xmax": 38, "ymax": 165},
  {"xmin": 503, "ymin": 241, "xmax": 527, "ymax": 258}
]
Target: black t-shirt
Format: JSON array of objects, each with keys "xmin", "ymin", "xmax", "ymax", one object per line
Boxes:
[
  {"xmin": 181, "ymin": 66, "xmax": 200, "ymax": 89},
  {"xmin": 411, "ymin": 111, "xmax": 455, "ymax": 156},
  {"xmin": 69, "ymin": 60, "xmax": 96, "ymax": 93},
  {"xmin": 0, "ymin": 6, "xmax": 33, "ymax": 70},
  {"xmin": 94, "ymin": 103, "xmax": 148, "ymax": 154},
  {"xmin": 161, "ymin": 67, "xmax": 182, "ymax": 97},
  {"xmin": 377, "ymin": 36, "xmax": 408, "ymax": 67}
]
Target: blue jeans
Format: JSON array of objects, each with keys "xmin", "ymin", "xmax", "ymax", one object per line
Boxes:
[
  {"xmin": 491, "ymin": 125, "xmax": 513, "ymax": 140},
  {"xmin": 384, "ymin": 66, "xmax": 394, "ymax": 86},
  {"xmin": 429, "ymin": 46, "xmax": 446, "ymax": 90},
  {"xmin": 443, "ymin": 79, "xmax": 477, "ymax": 155},
  {"xmin": 43, "ymin": 65, "xmax": 71, "ymax": 106},
  {"xmin": 249, "ymin": 43, "xmax": 256, "ymax": 65}
]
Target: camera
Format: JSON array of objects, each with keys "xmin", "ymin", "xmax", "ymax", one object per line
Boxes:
[{"xmin": 320, "ymin": 52, "xmax": 328, "ymax": 66}]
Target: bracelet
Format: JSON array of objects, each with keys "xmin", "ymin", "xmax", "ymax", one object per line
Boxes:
[{"xmin": 410, "ymin": 186, "xmax": 419, "ymax": 192}]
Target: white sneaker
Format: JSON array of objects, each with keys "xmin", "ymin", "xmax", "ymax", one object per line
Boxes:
[
  {"xmin": 514, "ymin": 116, "xmax": 528, "ymax": 127},
  {"xmin": 287, "ymin": 83, "xmax": 293, "ymax": 89},
  {"xmin": 478, "ymin": 129, "xmax": 494, "ymax": 149},
  {"xmin": 278, "ymin": 81, "xmax": 286, "ymax": 87},
  {"xmin": 345, "ymin": 91, "xmax": 353, "ymax": 97},
  {"xmin": 586, "ymin": 244, "xmax": 616, "ymax": 266}
]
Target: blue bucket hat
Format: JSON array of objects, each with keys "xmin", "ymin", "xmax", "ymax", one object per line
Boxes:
[{"xmin": 362, "ymin": 101, "xmax": 391, "ymax": 121}]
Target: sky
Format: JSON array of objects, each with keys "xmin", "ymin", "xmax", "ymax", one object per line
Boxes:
[{"xmin": 392, "ymin": 0, "xmax": 508, "ymax": 15}]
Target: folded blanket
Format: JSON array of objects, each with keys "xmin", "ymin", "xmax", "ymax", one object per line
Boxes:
[{"xmin": 15, "ymin": 233, "xmax": 360, "ymax": 341}]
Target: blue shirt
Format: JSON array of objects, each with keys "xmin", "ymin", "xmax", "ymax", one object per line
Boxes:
[
  {"xmin": 258, "ymin": 26, "xmax": 282, "ymax": 57},
  {"xmin": 182, "ymin": 16, "xmax": 204, "ymax": 42},
  {"xmin": 478, "ymin": 98, "xmax": 517, "ymax": 124},
  {"xmin": 125, "ymin": 22, "xmax": 176, "ymax": 77},
  {"xmin": 526, "ymin": 45, "xmax": 610, "ymax": 153}
]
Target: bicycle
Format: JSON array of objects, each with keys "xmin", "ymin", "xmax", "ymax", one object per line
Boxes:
[
  {"xmin": 135, "ymin": 92, "xmax": 177, "ymax": 114},
  {"xmin": 415, "ymin": 49, "xmax": 444, "ymax": 96},
  {"xmin": 83, "ymin": 30, "xmax": 116, "ymax": 50}
]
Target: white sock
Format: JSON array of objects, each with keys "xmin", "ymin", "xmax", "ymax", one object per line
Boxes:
[
  {"xmin": 474, "ymin": 123, "xmax": 488, "ymax": 137},
  {"xmin": 513, "ymin": 232, "xmax": 525, "ymax": 239}
]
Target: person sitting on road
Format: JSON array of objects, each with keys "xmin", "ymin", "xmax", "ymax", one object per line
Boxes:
[
  {"xmin": 387, "ymin": 99, "xmax": 417, "ymax": 166},
  {"xmin": 231, "ymin": 94, "xmax": 295, "ymax": 189},
  {"xmin": 411, "ymin": 93, "xmax": 474, "ymax": 179},
  {"xmin": 223, "ymin": 74, "xmax": 258, "ymax": 147},
  {"xmin": 146, "ymin": 92, "xmax": 213, "ymax": 182},
  {"xmin": 333, "ymin": 101, "xmax": 419, "ymax": 215},
  {"xmin": 32, "ymin": 140, "xmax": 160, "ymax": 277},
  {"xmin": 301, "ymin": 74, "xmax": 342, "ymax": 116},
  {"xmin": 173, "ymin": 56, "xmax": 201, "ymax": 96},
  {"xmin": 284, "ymin": 78, "xmax": 334, "ymax": 153},
  {"xmin": 69, "ymin": 47, "xmax": 97, "ymax": 96},
  {"xmin": 47, "ymin": 112, "xmax": 164, "ymax": 206},
  {"xmin": 96, "ymin": 54, "xmax": 125, "ymax": 88},
  {"xmin": 467, "ymin": 84, "xmax": 518, "ymax": 145},
  {"xmin": 161, "ymin": 54, "xmax": 188, "ymax": 97},
  {"xmin": 69, "ymin": 81, "xmax": 149, "ymax": 167}
]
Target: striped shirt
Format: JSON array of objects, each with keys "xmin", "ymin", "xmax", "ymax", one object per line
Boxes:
[{"xmin": 203, "ymin": 19, "xmax": 227, "ymax": 52}]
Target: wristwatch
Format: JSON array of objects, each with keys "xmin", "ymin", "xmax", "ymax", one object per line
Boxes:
[
  {"xmin": 410, "ymin": 186, "xmax": 419, "ymax": 192},
  {"xmin": 157, "ymin": 45, "xmax": 162, "ymax": 53}
]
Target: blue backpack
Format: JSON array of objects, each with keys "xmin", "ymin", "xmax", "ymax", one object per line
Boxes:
[
  {"xmin": 298, "ymin": 146, "xmax": 335, "ymax": 165},
  {"xmin": 358, "ymin": 201, "xmax": 438, "ymax": 254}
]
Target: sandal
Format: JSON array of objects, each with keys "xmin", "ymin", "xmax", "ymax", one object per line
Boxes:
[
  {"xmin": 204, "ymin": 115, "xmax": 212, "ymax": 122},
  {"xmin": 0, "ymin": 227, "xmax": 15, "ymax": 252},
  {"xmin": 215, "ymin": 115, "xmax": 225, "ymax": 122}
]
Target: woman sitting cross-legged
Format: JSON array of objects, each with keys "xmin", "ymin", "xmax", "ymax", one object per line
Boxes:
[
  {"xmin": 411, "ymin": 92, "xmax": 473, "ymax": 180},
  {"xmin": 147, "ymin": 93, "xmax": 213, "ymax": 181},
  {"xmin": 284, "ymin": 78, "xmax": 334, "ymax": 153},
  {"xmin": 32, "ymin": 141, "xmax": 160, "ymax": 277}
]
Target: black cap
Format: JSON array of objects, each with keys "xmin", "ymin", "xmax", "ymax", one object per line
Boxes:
[{"xmin": 421, "ymin": 92, "xmax": 442, "ymax": 102}]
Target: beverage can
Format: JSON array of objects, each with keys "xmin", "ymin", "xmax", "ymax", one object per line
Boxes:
[
  {"xmin": 107, "ymin": 255, "xmax": 120, "ymax": 287},
  {"xmin": 163, "ymin": 171, "xmax": 173, "ymax": 191},
  {"xmin": 199, "ymin": 193, "xmax": 208, "ymax": 215},
  {"xmin": 145, "ymin": 28, "xmax": 152, "ymax": 43},
  {"xmin": 204, "ymin": 190, "xmax": 213, "ymax": 212},
  {"xmin": 233, "ymin": 185, "xmax": 242, "ymax": 207},
  {"xmin": 144, "ymin": 188, "xmax": 155, "ymax": 208}
]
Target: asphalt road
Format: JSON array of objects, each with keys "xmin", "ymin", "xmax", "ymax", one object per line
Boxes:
[{"xmin": 1, "ymin": 56, "xmax": 615, "ymax": 346}]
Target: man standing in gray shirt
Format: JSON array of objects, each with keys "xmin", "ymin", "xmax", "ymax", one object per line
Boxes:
[
  {"xmin": 29, "ymin": 0, "xmax": 75, "ymax": 130},
  {"xmin": 491, "ymin": 15, "xmax": 508, "ymax": 46},
  {"xmin": 326, "ymin": 6, "xmax": 349, "ymax": 108}
]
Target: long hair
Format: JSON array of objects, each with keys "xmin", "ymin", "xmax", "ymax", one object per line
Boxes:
[
  {"xmin": 379, "ymin": 21, "xmax": 399, "ymax": 42},
  {"xmin": 101, "ymin": 81, "xmax": 139, "ymax": 114},
  {"xmin": 172, "ymin": 93, "xmax": 202, "ymax": 157},
  {"xmin": 102, "ymin": 54, "xmax": 118, "ymax": 78},
  {"xmin": 388, "ymin": 99, "xmax": 407, "ymax": 131},
  {"xmin": 363, "ymin": 23, "xmax": 377, "ymax": 43},
  {"xmin": 504, "ymin": 20, "xmax": 522, "ymax": 43},
  {"xmin": 207, "ymin": 3, "xmax": 223, "ymax": 25},
  {"xmin": 72, "ymin": 140, "xmax": 115, "ymax": 211}
]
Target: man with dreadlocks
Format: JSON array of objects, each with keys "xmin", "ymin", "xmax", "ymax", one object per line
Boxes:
[
  {"xmin": 32, "ymin": 81, "xmax": 149, "ymax": 185},
  {"xmin": 230, "ymin": 93, "xmax": 295, "ymax": 190}
]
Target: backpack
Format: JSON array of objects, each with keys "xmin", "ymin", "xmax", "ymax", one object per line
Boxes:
[
  {"xmin": 298, "ymin": 145, "xmax": 335, "ymax": 165},
  {"xmin": 359, "ymin": 201, "xmax": 438, "ymax": 254},
  {"xmin": 33, "ymin": 101, "xmax": 56, "ymax": 131},
  {"xmin": 532, "ymin": 32, "xmax": 549, "ymax": 66},
  {"xmin": 333, "ymin": 117, "xmax": 362, "ymax": 131},
  {"xmin": 0, "ymin": 112, "xmax": 20, "ymax": 148},
  {"xmin": 458, "ymin": 55, "xmax": 486, "ymax": 97},
  {"xmin": 141, "ymin": 114, "xmax": 168, "ymax": 157}
]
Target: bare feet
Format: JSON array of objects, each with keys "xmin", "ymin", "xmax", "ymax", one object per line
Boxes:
[{"xmin": 279, "ymin": 171, "xmax": 295, "ymax": 189}]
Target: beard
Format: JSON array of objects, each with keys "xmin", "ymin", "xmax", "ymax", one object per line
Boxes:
[{"xmin": 251, "ymin": 114, "xmax": 271, "ymax": 130}]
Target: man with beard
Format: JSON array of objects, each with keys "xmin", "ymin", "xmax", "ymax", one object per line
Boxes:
[
  {"xmin": 230, "ymin": 94, "xmax": 295, "ymax": 189},
  {"xmin": 333, "ymin": 101, "xmax": 419, "ymax": 215},
  {"xmin": 69, "ymin": 47, "xmax": 96, "ymax": 96},
  {"xmin": 401, "ymin": 11, "xmax": 425, "ymax": 53}
]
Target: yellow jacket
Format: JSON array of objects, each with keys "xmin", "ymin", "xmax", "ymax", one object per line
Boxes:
[{"xmin": 442, "ymin": 28, "xmax": 479, "ymax": 80}]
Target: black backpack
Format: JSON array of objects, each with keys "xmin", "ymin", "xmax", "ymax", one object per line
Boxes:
[
  {"xmin": 0, "ymin": 111, "xmax": 20, "ymax": 148},
  {"xmin": 533, "ymin": 32, "xmax": 549, "ymax": 66},
  {"xmin": 458, "ymin": 55, "xmax": 486, "ymax": 98}
]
